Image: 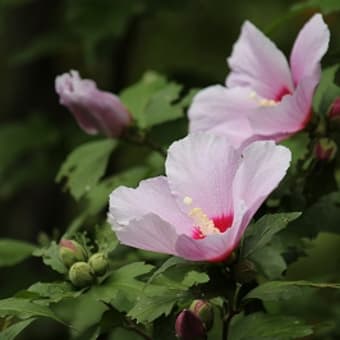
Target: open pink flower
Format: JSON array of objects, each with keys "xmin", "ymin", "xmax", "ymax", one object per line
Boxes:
[
  {"xmin": 108, "ymin": 134, "xmax": 291, "ymax": 262},
  {"xmin": 189, "ymin": 14, "xmax": 330, "ymax": 147},
  {"xmin": 55, "ymin": 70, "xmax": 131, "ymax": 138}
]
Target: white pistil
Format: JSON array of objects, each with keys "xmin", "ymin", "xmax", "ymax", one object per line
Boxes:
[
  {"xmin": 183, "ymin": 196, "xmax": 220, "ymax": 236},
  {"xmin": 249, "ymin": 91, "xmax": 278, "ymax": 107}
]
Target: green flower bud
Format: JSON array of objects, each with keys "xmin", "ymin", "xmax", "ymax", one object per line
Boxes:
[
  {"xmin": 189, "ymin": 300, "xmax": 214, "ymax": 331},
  {"xmin": 314, "ymin": 138, "xmax": 337, "ymax": 162},
  {"xmin": 88, "ymin": 253, "xmax": 109, "ymax": 276},
  {"xmin": 69, "ymin": 262, "xmax": 94, "ymax": 288},
  {"xmin": 59, "ymin": 239, "xmax": 87, "ymax": 268}
]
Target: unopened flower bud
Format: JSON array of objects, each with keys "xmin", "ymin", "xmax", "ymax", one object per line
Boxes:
[
  {"xmin": 55, "ymin": 70, "xmax": 131, "ymax": 138},
  {"xmin": 314, "ymin": 138, "xmax": 337, "ymax": 161},
  {"xmin": 328, "ymin": 97, "xmax": 340, "ymax": 120},
  {"xmin": 189, "ymin": 300, "xmax": 214, "ymax": 331},
  {"xmin": 175, "ymin": 309, "xmax": 206, "ymax": 340},
  {"xmin": 59, "ymin": 239, "xmax": 87, "ymax": 268},
  {"xmin": 88, "ymin": 252, "xmax": 109, "ymax": 276},
  {"xmin": 234, "ymin": 259, "xmax": 257, "ymax": 284},
  {"xmin": 69, "ymin": 262, "xmax": 94, "ymax": 288}
]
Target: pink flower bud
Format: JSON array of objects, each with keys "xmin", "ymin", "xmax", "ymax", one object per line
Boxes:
[
  {"xmin": 175, "ymin": 309, "xmax": 206, "ymax": 340},
  {"xmin": 59, "ymin": 239, "xmax": 87, "ymax": 267},
  {"xmin": 328, "ymin": 97, "xmax": 340, "ymax": 120},
  {"xmin": 55, "ymin": 70, "xmax": 131, "ymax": 138},
  {"xmin": 314, "ymin": 138, "xmax": 337, "ymax": 161}
]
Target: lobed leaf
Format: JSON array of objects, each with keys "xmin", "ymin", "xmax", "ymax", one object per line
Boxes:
[
  {"xmin": 56, "ymin": 139, "xmax": 117, "ymax": 200},
  {"xmin": 0, "ymin": 239, "xmax": 36, "ymax": 267},
  {"xmin": 229, "ymin": 312, "xmax": 313, "ymax": 340}
]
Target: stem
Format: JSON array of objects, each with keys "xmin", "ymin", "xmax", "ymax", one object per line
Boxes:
[
  {"xmin": 222, "ymin": 284, "xmax": 241, "ymax": 340},
  {"xmin": 125, "ymin": 323, "xmax": 152, "ymax": 340},
  {"xmin": 122, "ymin": 130, "xmax": 167, "ymax": 158}
]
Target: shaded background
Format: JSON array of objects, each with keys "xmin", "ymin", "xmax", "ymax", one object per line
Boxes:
[{"xmin": 1, "ymin": 0, "xmax": 340, "ymax": 338}]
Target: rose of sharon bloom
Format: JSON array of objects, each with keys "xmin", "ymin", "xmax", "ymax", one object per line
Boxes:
[
  {"xmin": 189, "ymin": 14, "xmax": 330, "ymax": 147},
  {"xmin": 55, "ymin": 70, "xmax": 131, "ymax": 137},
  {"xmin": 108, "ymin": 133, "xmax": 291, "ymax": 262}
]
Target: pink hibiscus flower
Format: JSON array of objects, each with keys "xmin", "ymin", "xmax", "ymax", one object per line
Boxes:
[
  {"xmin": 189, "ymin": 14, "xmax": 330, "ymax": 147},
  {"xmin": 108, "ymin": 134, "xmax": 291, "ymax": 262},
  {"xmin": 55, "ymin": 70, "xmax": 131, "ymax": 138}
]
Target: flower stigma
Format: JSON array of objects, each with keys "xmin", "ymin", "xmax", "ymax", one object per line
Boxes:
[{"xmin": 183, "ymin": 196, "xmax": 220, "ymax": 238}]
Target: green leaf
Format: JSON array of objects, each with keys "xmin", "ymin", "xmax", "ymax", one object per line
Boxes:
[
  {"xmin": 181, "ymin": 270, "xmax": 210, "ymax": 287},
  {"xmin": 33, "ymin": 241, "xmax": 67, "ymax": 274},
  {"xmin": 127, "ymin": 286, "xmax": 182, "ymax": 323},
  {"xmin": 128, "ymin": 270, "xmax": 209, "ymax": 323},
  {"xmin": 242, "ymin": 212, "xmax": 301, "ymax": 258},
  {"xmin": 0, "ymin": 318, "xmax": 36, "ymax": 340},
  {"xmin": 109, "ymin": 327, "xmax": 145, "ymax": 340},
  {"xmin": 313, "ymin": 65, "xmax": 340, "ymax": 114},
  {"xmin": 229, "ymin": 312, "xmax": 313, "ymax": 340},
  {"xmin": 251, "ymin": 244, "xmax": 287, "ymax": 280},
  {"xmin": 290, "ymin": 192, "xmax": 340, "ymax": 237},
  {"xmin": 0, "ymin": 239, "xmax": 36, "ymax": 267},
  {"xmin": 147, "ymin": 256, "xmax": 189, "ymax": 284},
  {"xmin": 94, "ymin": 223, "xmax": 119, "ymax": 255},
  {"xmin": 65, "ymin": 166, "xmax": 149, "ymax": 237},
  {"xmin": 0, "ymin": 298, "xmax": 64, "ymax": 323},
  {"xmin": 280, "ymin": 132, "xmax": 310, "ymax": 171},
  {"xmin": 27, "ymin": 282, "xmax": 83, "ymax": 304},
  {"xmin": 246, "ymin": 280, "xmax": 340, "ymax": 303},
  {"xmin": 56, "ymin": 139, "xmax": 117, "ymax": 200},
  {"xmin": 85, "ymin": 166, "xmax": 149, "ymax": 217},
  {"xmin": 91, "ymin": 262, "xmax": 154, "ymax": 312},
  {"xmin": 120, "ymin": 71, "xmax": 186, "ymax": 129},
  {"xmin": 292, "ymin": 0, "xmax": 340, "ymax": 14}
]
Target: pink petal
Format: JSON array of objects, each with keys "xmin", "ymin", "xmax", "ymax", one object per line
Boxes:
[
  {"xmin": 175, "ymin": 198, "xmax": 247, "ymax": 261},
  {"xmin": 175, "ymin": 229, "xmax": 236, "ymax": 262},
  {"xmin": 188, "ymin": 85, "xmax": 255, "ymax": 148},
  {"xmin": 55, "ymin": 70, "xmax": 131, "ymax": 137},
  {"xmin": 248, "ymin": 77, "xmax": 317, "ymax": 140},
  {"xmin": 226, "ymin": 21, "xmax": 293, "ymax": 99},
  {"xmin": 232, "ymin": 141, "xmax": 291, "ymax": 238},
  {"xmin": 166, "ymin": 133, "xmax": 239, "ymax": 219},
  {"xmin": 109, "ymin": 176, "xmax": 191, "ymax": 234},
  {"xmin": 290, "ymin": 14, "xmax": 330, "ymax": 86},
  {"xmin": 111, "ymin": 213, "xmax": 178, "ymax": 255}
]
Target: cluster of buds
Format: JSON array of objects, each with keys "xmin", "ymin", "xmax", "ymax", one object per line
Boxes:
[
  {"xmin": 59, "ymin": 239, "xmax": 109, "ymax": 288},
  {"xmin": 175, "ymin": 300, "xmax": 214, "ymax": 340}
]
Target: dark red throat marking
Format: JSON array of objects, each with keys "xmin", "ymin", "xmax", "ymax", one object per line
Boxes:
[
  {"xmin": 192, "ymin": 214, "xmax": 233, "ymax": 240},
  {"xmin": 274, "ymin": 87, "xmax": 292, "ymax": 102}
]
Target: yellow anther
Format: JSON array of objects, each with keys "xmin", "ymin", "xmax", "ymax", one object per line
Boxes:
[
  {"xmin": 249, "ymin": 91, "xmax": 278, "ymax": 107},
  {"xmin": 183, "ymin": 196, "xmax": 193, "ymax": 206},
  {"xmin": 183, "ymin": 196, "xmax": 220, "ymax": 236},
  {"xmin": 249, "ymin": 91, "xmax": 257, "ymax": 99}
]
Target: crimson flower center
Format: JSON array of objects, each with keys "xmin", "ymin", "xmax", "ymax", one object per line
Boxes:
[{"xmin": 183, "ymin": 196, "xmax": 233, "ymax": 240}]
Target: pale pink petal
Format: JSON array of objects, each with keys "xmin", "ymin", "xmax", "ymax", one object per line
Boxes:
[
  {"xmin": 55, "ymin": 70, "xmax": 131, "ymax": 137},
  {"xmin": 232, "ymin": 141, "xmax": 291, "ymax": 237},
  {"xmin": 109, "ymin": 176, "xmax": 191, "ymax": 234},
  {"xmin": 248, "ymin": 77, "xmax": 317, "ymax": 140},
  {"xmin": 166, "ymin": 133, "xmax": 239, "ymax": 219},
  {"xmin": 226, "ymin": 21, "xmax": 293, "ymax": 99},
  {"xmin": 175, "ymin": 204, "xmax": 246, "ymax": 261},
  {"xmin": 290, "ymin": 14, "xmax": 330, "ymax": 86},
  {"xmin": 188, "ymin": 85, "xmax": 255, "ymax": 148},
  {"xmin": 175, "ymin": 229, "xmax": 236, "ymax": 262},
  {"xmin": 111, "ymin": 213, "xmax": 178, "ymax": 255}
]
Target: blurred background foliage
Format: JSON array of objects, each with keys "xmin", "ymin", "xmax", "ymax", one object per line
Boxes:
[{"xmin": 1, "ymin": 0, "xmax": 340, "ymax": 339}]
